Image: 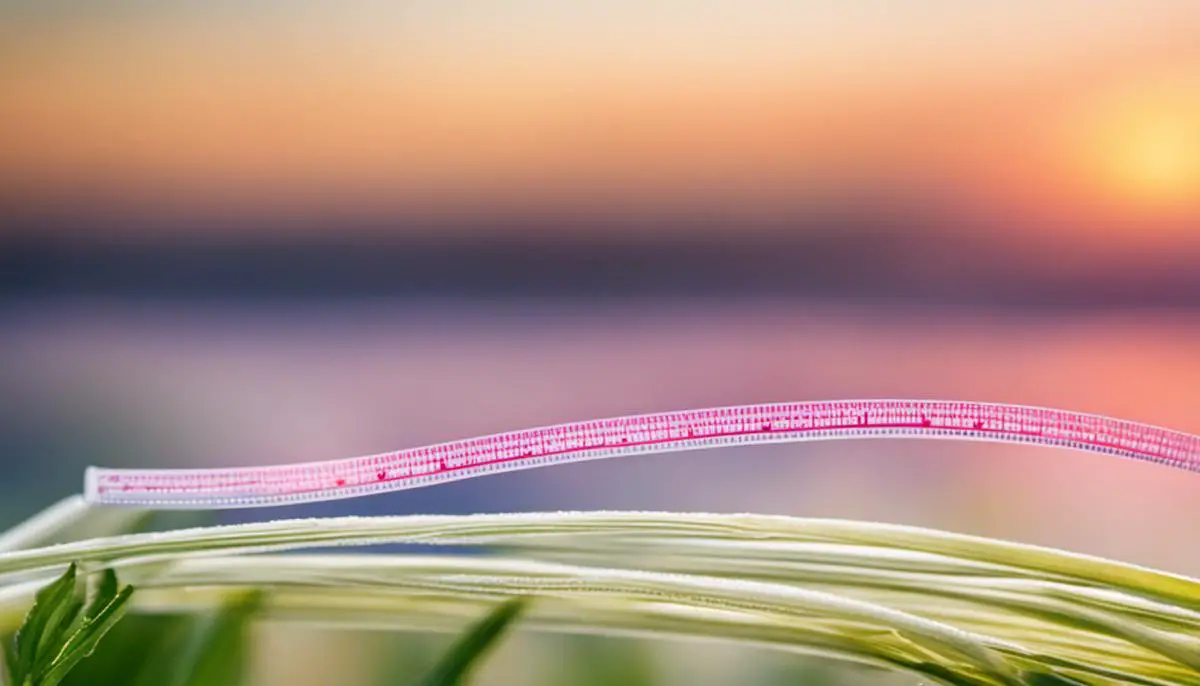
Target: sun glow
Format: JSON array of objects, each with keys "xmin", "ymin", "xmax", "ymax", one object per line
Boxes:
[
  {"xmin": 1072, "ymin": 79, "xmax": 1200, "ymax": 214},
  {"xmin": 1107, "ymin": 110, "xmax": 1199, "ymax": 206}
]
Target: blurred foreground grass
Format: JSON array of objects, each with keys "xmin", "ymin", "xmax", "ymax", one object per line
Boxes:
[{"xmin": 1, "ymin": 499, "xmax": 1198, "ymax": 685}]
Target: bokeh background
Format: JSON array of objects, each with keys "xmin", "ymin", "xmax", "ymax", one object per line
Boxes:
[{"xmin": 2, "ymin": 1, "xmax": 1199, "ymax": 684}]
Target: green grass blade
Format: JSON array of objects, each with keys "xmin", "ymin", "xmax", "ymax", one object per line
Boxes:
[
  {"xmin": 0, "ymin": 500, "xmax": 92, "ymax": 555},
  {"xmin": 128, "ymin": 585, "xmax": 1028, "ymax": 685},
  {"xmin": 519, "ymin": 543, "xmax": 1200, "ymax": 672},
  {"xmin": 119, "ymin": 556, "xmax": 1034, "ymax": 684},
  {"xmin": 3, "ymin": 631, "xmax": 19, "ymax": 686},
  {"xmin": 39, "ymin": 584, "xmax": 133, "ymax": 686},
  {"xmin": 148, "ymin": 590, "xmax": 264, "ymax": 686},
  {"xmin": 31, "ymin": 597, "xmax": 81, "ymax": 677},
  {"xmin": 414, "ymin": 597, "xmax": 528, "ymax": 686},
  {"xmin": 13, "ymin": 563, "xmax": 77, "ymax": 683},
  {"xmin": 1, "ymin": 512, "xmax": 1197, "ymax": 686},
  {"xmin": 0, "ymin": 512, "xmax": 1194, "ymax": 613},
  {"xmin": 57, "ymin": 614, "xmax": 187, "ymax": 686},
  {"xmin": 0, "ymin": 498, "xmax": 152, "ymax": 555},
  {"xmin": 115, "ymin": 549, "xmax": 1200, "ymax": 684},
  {"xmin": 81, "ymin": 570, "xmax": 118, "ymax": 625}
]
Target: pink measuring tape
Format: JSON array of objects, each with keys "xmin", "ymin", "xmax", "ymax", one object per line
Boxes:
[{"xmin": 83, "ymin": 400, "xmax": 1200, "ymax": 509}]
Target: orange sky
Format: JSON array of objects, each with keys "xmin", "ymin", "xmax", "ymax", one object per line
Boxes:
[{"xmin": 1, "ymin": 1, "xmax": 1198, "ymax": 239}]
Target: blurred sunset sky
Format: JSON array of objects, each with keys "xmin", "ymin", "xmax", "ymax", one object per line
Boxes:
[
  {"xmin": 2, "ymin": 0, "xmax": 1198, "ymax": 252},
  {"xmin": 3, "ymin": 9, "xmax": 1200, "ymax": 685},
  {"xmin": 2, "ymin": 0, "xmax": 1200, "ymax": 605}
]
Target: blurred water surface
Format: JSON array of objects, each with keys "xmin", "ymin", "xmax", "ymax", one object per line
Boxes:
[{"xmin": 3, "ymin": 299, "xmax": 1196, "ymax": 572}]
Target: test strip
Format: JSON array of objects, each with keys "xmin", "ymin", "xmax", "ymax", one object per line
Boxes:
[{"xmin": 83, "ymin": 399, "xmax": 1200, "ymax": 509}]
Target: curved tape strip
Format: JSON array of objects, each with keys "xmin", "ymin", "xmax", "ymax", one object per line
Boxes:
[{"xmin": 84, "ymin": 399, "xmax": 1200, "ymax": 509}]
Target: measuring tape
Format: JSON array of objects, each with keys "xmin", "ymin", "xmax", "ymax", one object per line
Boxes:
[{"xmin": 83, "ymin": 400, "xmax": 1200, "ymax": 509}]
